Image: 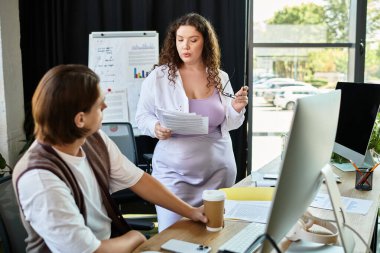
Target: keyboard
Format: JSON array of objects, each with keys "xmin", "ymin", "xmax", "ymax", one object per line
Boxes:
[{"xmin": 218, "ymin": 222, "xmax": 266, "ymax": 253}]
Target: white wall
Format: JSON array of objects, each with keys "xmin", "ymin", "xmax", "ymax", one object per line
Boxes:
[{"xmin": 0, "ymin": 0, "xmax": 25, "ymax": 167}]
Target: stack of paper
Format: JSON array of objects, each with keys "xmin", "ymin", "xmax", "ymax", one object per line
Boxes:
[
  {"xmin": 224, "ymin": 200, "xmax": 271, "ymax": 223},
  {"xmin": 157, "ymin": 109, "xmax": 208, "ymax": 135},
  {"xmin": 220, "ymin": 187, "xmax": 274, "ymax": 223}
]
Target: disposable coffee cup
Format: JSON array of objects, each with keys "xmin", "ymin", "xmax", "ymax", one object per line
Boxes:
[{"xmin": 202, "ymin": 190, "xmax": 226, "ymax": 232}]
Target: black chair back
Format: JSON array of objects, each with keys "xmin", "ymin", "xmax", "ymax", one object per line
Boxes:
[
  {"xmin": 101, "ymin": 122, "xmax": 139, "ymax": 165},
  {"xmin": 101, "ymin": 122, "xmax": 156, "ymax": 230},
  {"xmin": 0, "ymin": 175, "xmax": 27, "ymax": 253}
]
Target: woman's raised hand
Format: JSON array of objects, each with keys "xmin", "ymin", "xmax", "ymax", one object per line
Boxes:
[{"xmin": 232, "ymin": 86, "xmax": 249, "ymax": 113}]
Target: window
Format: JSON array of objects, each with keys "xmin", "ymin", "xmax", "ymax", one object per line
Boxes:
[
  {"xmin": 365, "ymin": 0, "xmax": 380, "ymax": 83},
  {"xmin": 248, "ymin": 0, "xmax": 376, "ymax": 171}
]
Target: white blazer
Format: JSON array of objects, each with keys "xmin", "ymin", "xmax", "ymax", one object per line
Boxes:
[{"xmin": 135, "ymin": 65, "xmax": 245, "ymax": 138}]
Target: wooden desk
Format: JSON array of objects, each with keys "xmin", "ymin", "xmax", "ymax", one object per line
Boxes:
[{"xmin": 133, "ymin": 159, "xmax": 380, "ymax": 253}]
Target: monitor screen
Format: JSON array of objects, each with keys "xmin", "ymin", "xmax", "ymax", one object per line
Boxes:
[
  {"xmin": 333, "ymin": 82, "xmax": 380, "ymax": 166},
  {"xmin": 262, "ymin": 90, "xmax": 341, "ymax": 252}
]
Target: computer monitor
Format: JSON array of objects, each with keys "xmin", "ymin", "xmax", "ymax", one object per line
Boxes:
[
  {"xmin": 262, "ymin": 90, "xmax": 343, "ymax": 252},
  {"xmin": 333, "ymin": 82, "xmax": 380, "ymax": 167}
]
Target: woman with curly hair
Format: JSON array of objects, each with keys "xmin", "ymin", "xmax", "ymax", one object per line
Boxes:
[{"xmin": 136, "ymin": 13, "xmax": 248, "ymax": 231}]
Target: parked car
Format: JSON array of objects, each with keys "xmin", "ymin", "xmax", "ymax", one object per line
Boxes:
[
  {"xmin": 273, "ymin": 86, "xmax": 319, "ymax": 110},
  {"xmin": 252, "ymin": 78, "xmax": 295, "ymax": 96},
  {"xmin": 262, "ymin": 81, "xmax": 313, "ymax": 103},
  {"xmin": 253, "ymin": 74, "xmax": 279, "ymax": 84}
]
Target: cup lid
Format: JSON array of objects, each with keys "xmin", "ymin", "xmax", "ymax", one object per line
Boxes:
[{"xmin": 202, "ymin": 190, "xmax": 226, "ymax": 201}]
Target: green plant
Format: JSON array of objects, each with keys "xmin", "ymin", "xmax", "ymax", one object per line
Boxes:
[
  {"xmin": 330, "ymin": 152, "xmax": 349, "ymax": 163},
  {"xmin": 368, "ymin": 113, "xmax": 380, "ymax": 154},
  {"xmin": 0, "ymin": 152, "xmax": 12, "ymax": 176},
  {"xmin": 0, "ymin": 137, "xmax": 33, "ymax": 177},
  {"xmin": 305, "ymin": 79, "xmax": 328, "ymax": 88}
]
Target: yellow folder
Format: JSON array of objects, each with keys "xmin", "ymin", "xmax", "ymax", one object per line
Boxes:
[{"xmin": 219, "ymin": 187, "xmax": 275, "ymax": 201}]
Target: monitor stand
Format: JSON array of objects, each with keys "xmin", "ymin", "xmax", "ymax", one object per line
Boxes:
[
  {"xmin": 321, "ymin": 164, "xmax": 355, "ymax": 252},
  {"xmin": 362, "ymin": 149, "xmax": 376, "ymax": 168}
]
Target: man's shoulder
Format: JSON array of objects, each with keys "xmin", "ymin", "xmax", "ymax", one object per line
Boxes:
[
  {"xmin": 13, "ymin": 140, "xmax": 49, "ymax": 187},
  {"xmin": 14, "ymin": 141, "xmax": 39, "ymax": 173}
]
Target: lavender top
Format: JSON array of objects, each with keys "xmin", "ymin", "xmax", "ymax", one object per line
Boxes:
[{"xmin": 189, "ymin": 89, "xmax": 225, "ymax": 134}]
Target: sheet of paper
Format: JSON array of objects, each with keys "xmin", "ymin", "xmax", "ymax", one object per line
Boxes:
[
  {"xmin": 310, "ymin": 192, "xmax": 373, "ymax": 215},
  {"xmin": 157, "ymin": 108, "xmax": 208, "ymax": 135},
  {"xmin": 224, "ymin": 200, "xmax": 271, "ymax": 223},
  {"xmin": 102, "ymin": 88, "xmax": 129, "ymax": 122}
]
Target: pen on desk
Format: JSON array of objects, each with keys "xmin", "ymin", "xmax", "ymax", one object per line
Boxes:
[
  {"xmin": 350, "ymin": 160, "xmax": 362, "ymax": 174},
  {"xmin": 369, "ymin": 162, "xmax": 379, "ymax": 173}
]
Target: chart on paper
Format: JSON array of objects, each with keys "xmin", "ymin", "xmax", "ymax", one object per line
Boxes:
[{"xmin": 88, "ymin": 31, "xmax": 159, "ymax": 126}]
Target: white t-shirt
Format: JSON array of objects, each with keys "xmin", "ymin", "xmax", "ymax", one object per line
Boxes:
[{"xmin": 17, "ymin": 130, "xmax": 144, "ymax": 253}]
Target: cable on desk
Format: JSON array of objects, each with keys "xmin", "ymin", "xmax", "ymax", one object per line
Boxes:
[
  {"xmin": 342, "ymin": 223, "xmax": 372, "ymax": 253},
  {"xmin": 262, "ymin": 233, "xmax": 282, "ymax": 253}
]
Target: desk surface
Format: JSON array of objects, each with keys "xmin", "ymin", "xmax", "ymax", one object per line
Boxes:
[{"xmin": 133, "ymin": 158, "xmax": 380, "ymax": 253}]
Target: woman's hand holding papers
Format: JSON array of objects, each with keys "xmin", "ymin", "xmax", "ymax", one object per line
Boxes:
[{"xmin": 155, "ymin": 122, "xmax": 172, "ymax": 140}]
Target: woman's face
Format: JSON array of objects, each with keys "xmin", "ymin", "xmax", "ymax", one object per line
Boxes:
[{"xmin": 176, "ymin": 25, "xmax": 204, "ymax": 65}]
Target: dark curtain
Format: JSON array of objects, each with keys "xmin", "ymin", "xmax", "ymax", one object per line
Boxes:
[{"xmin": 18, "ymin": 0, "xmax": 248, "ymax": 181}]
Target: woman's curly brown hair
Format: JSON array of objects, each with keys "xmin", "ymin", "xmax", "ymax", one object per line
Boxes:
[{"xmin": 158, "ymin": 13, "xmax": 222, "ymax": 89}]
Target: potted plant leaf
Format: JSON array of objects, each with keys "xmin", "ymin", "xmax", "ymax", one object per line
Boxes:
[
  {"xmin": 368, "ymin": 113, "xmax": 380, "ymax": 156},
  {"xmin": 0, "ymin": 152, "xmax": 12, "ymax": 177}
]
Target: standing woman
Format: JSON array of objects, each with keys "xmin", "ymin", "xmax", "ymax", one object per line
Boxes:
[{"xmin": 136, "ymin": 13, "xmax": 248, "ymax": 231}]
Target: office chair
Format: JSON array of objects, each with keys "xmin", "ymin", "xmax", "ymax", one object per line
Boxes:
[
  {"xmin": 101, "ymin": 122, "xmax": 156, "ymax": 231},
  {"xmin": 0, "ymin": 175, "xmax": 27, "ymax": 253}
]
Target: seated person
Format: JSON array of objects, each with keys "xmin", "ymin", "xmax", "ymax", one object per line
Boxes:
[{"xmin": 13, "ymin": 64, "xmax": 207, "ymax": 253}]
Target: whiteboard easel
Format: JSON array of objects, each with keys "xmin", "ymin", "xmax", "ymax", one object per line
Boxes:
[{"xmin": 88, "ymin": 31, "xmax": 159, "ymax": 127}]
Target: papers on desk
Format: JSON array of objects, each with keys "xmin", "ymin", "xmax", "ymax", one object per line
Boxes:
[
  {"xmin": 224, "ymin": 200, "xmax": 271, "ymax": 224},
  {"xmin": 224, "ymin": 192, "xmax": 372, "ymax": 225},
  {"xmin": 220, "ymin": 187, "xmax": 275, "ymax": 201},
  {"xmin": 157, "ymin": 109, "xmax": 208, "ymax": 135},
  {"xmin": 310, "ymin": 193, "xmax": 373, "ymax": 215}
]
